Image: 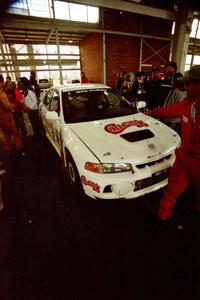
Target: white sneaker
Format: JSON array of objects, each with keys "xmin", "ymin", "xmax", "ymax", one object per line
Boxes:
[{"xmin": 177, "ymin": 224, "xmax": 184, "ymax": 231}]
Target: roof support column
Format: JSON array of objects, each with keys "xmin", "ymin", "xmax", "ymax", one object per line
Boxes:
[
  {"xmin": 55, "ymin": 29, "xmax": 63, "ymax": 85},
  {"xmin": 27, "ymin": 44, "xmax": 35, "ymax": 71},
  {"xmin": 102, "ymin": 33, "xmax": 106, "ymax": 84},
  {"xmin": 171, "ymin": 5, "xmax": 193, "ymax": 73}
]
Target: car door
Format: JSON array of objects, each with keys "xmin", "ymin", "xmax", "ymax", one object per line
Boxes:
[
  {"xmin": 40, "ymin": 88, "xmax": 54, "ymax": 133},
  {"xmin": 48, "ymin": 90, "xmax": 62, "ymax": 154},
  {"xmin": 40, "ymin": 89, "xmax": 62, "ymax": 154}
]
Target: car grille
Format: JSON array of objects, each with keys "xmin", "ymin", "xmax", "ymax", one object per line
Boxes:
[
  {"xmin": 134, "ymin": 167, "xmax": 171, "ymax": 191},
  {"xmin": 103, "ymin": 167, "xmax": 171, "ymax": 194},
  {"xmin": 136, "ymin": 154, "xmax": 172, "ymax": 169}
]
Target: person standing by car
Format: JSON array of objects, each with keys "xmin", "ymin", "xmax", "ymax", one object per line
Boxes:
[
  {"xmin": 152, "ymin": 65, "xmax": 200, "ymax": 220},
  {"xmin": 20, "ymin": 77, "xmax": 40, "ymax": 140},
  {"xmin": 146, "ymin": 67, "xmax": 162, "ymax": 109},
  {"xmin": 157, "ymin": 61, "xmax": 178, "ymax": 107},
  {"xmin": 6, "ymin": 88, "xmax": 27, "ymax": 142},
  {"xmin": 144, "ymin": 65, "xmax": 200, "ymax": 221},
  {"xmin": 160, "ymin": 72, "xmax": 187, "ymax": 135},
  {"xmin": 81, "ymin": 72, "xmax": 89, "ymax": 83},
  {"xmin": 29, "ymin": 70, "xmax": 40, "ymax": 103},
  {"xmin": 151, "ymin": 65, "xmax": 200, "ymax": 292},
  {"xmin": 0, "ymin": 75, "xmax": 24, "ymax": 155}
]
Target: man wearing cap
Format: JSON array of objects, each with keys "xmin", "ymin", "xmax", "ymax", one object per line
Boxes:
[
  {"xmin": 131, "ymin": 71, "xmax": 148, "ymax": 102},
  {"xmin": 157, "ymin": 61, "xmax": 178, "ymax": 107},
  {"xmin": 147, "ymin": 67, "xmax": 162, "ymax": 109},
  {"xmin": 144, "ymin": 65, "xmax": 200, "ymax": 221}
]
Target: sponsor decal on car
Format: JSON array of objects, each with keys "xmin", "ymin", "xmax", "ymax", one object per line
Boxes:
[
  {"xmin": 104, "ymin": 120, "xmax": 149, "ymax": 134},
  {"xmin": 81, "ymin": 175, "xmax": 100, "ymax": 193}
]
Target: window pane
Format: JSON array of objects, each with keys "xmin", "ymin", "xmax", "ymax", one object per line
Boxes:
[
  {"xmin": 37, "ymin": 71, "xmax": 50, "ymax": 79},
  {"xmin": 69, "ymin": 3, "xmax": 87, "ymax": 22},
  {"xmin": 19, "ymin": 66, "xmax": 31, "ymax": 71},
  {"xmin": 190, "ymin": 19, "xmax": 198, "ymax": 38},
  {"xmin": 59, "ymin": 45, "xmax": 80, "ymax": 54},
  {"xmin": 88, "ymin": 6, "xmax": 99, "ymax": 23},
  {"xmin": 47, "ymin": 45, "xmax": 57, "ymax": 53},
  {"xmin": 28, "ymin": 0, "xmax": 51, "ymax": 18},
  {"xmin": 186, "ymin": 54, "xmax": 192, "ymax": 64},
  {"xmin": 20, "ymin": 71, "xmax": 31, "ymax": 78},
  {"xmin": 184, "ymin": 65, "xmax": 190, "ymax": 71},
  {"xmin": 46, "ymin": 55, "xmax": 57, "ymax": 59},
  {"xmin": 49, "ymin": 65, "xmax": 60, "ymax": 70},
  {"xmin": 193, "ymin": 55, "xmax": 200, "ymax": 64},
  {"xmin": 36, "ymin": 65, "xmax": 49, "ymax": 70},
  {"xmin": 8, "ymin": 0, "xmax": 29, "ymax": 15},
  {"xmin": 62, "ymin": 70, "xmax": 81, "ymax": 84},
  {"xmin": 54, "ymin": 1, "xmax": 69, "ymax": 20},
  {"xmin": 33, "ymin": 45, "xmax": 47, "ymax": 54},
  {"xmin": 14, "ymin": 44, "xmax": 28, "ymax": 53},
  {"xmin": 60, "ymin": 55, "xmax": 80, "ymax": 60}
]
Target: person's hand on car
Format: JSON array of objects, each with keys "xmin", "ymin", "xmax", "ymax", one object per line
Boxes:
[{"xmin": 143, "ymin": 108, "xmax": 153, "ymax": 115}]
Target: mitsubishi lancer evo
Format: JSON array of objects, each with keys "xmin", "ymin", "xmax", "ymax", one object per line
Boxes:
[{"xmin": 39, "ymin": 83, "xmax": 180, "ymax": 200}]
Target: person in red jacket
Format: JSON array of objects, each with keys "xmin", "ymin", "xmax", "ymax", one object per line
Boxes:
[
  {"xmin": 81, "ymin": 72, "xmax": 89, "ymax": 83},
  {"xmin": 144, "ymin": 65, "xmax": 200, "ymax": 220},
  {"xmin": 145, "ymin": 65, "xmax": 200, "ymax": 292},
  {"xmin": 0, "ymin": 75, "xmax": 24, "ymax": 155}
]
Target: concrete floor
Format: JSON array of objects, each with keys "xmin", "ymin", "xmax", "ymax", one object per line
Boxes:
[{"xmin": 0, "ymin": 135, "xmax": 199, "ymax": 300}]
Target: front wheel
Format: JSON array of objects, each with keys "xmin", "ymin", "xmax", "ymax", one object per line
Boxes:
[{"xmin": 65, "ymin": 151, "xmax": 83, "ymax": 194}]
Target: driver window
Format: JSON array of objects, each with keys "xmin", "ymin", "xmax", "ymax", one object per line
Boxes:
[
  {"xmin": 49, "ymin": 91, "xmax": 60, "ymax": 115},
  {"xmin": 43, "ymin": 89, "xmax": 54, "ymax": 108}
]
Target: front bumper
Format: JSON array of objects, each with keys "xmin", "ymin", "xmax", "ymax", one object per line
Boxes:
[{"xmin": 80, "ymin": 153, "xmax": 174, "ymax": 200}]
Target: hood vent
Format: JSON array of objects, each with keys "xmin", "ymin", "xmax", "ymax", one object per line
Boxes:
[{"xmin": 120, "ymin": 129, "xmax": 154, "ymax": 142}]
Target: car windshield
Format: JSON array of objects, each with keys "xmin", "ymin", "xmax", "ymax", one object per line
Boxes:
[{"xmin": 62, "ymin": 88, "xmax": 137, "ymax": 123}]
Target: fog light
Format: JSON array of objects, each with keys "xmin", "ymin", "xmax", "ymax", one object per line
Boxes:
[{"xmin": 111, "ymin": 182, "xmax": 133, "ymax": 196}]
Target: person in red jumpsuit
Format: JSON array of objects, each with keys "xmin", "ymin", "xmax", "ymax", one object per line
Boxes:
[
  {"xmin": 0, "ymin": 75, "xmax": 24, "ymax": 155},
  {"xmin": 145, "ymin": 66, "xmax": 200, "ymax": 294},
  {"xmin": 144, "ymin": 65, "xmax": 200, "ymax": 219}
]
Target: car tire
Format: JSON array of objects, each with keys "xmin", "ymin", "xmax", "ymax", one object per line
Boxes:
[{"xmin": 65, "ymin": 151, "xmax": 83, "ymax": 194}]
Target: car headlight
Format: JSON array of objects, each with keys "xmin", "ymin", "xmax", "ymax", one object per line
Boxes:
[{"xmin": 85, "ymin": 162, "xmax": 132, "ymax": 173}]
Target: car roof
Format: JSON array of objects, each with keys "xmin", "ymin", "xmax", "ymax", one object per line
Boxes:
[{"xmin": 54, "ymin": 83, "xmax": 110, "ymax": 92}]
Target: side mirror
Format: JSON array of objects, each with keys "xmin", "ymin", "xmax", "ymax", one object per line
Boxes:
[
  {"xmin": 136, "ymin": 101, "xmax": 146, "ymax": 111},
  {"xmin": 46, "ymin": 111, "xmax": 59, "ymax": 120}
]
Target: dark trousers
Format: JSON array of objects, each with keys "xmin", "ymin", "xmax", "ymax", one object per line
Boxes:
[
  {"xmin": 28, "ymin": 109, "xmax": 40, "ymax": 138},
  {"xmin": 13, "ymin": 111, "xmax": 27, "ymax": 141}
]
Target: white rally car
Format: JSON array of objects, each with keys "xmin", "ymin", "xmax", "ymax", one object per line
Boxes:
[{"xmin": 39, "ymin": 83, "xmax": 180, "ymax": 200}]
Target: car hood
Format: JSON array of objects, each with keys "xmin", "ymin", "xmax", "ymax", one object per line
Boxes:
[{"xmin": 68, "ymin": 113, "xmax": 180, "ymax": 163}]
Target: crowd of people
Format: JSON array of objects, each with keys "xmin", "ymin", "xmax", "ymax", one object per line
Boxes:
[
  {"xmin": 0, "ymin": 70, "xmax": 42, "ymax": 210},
  {"xmin": 116, "ymin": 61, "xmax": 185, "ymax": 134},
  {"xmin": 0, "ymin": 70, "xmax": 41, "ymax": 158}
]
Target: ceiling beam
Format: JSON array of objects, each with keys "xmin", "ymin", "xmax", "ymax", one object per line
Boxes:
[
  {"xmin": 66, "ymin": 0, "xmax": 176, "ymax": 20},
  {"xmin": 0, "ymin": 14, "xmax": 171, "ymax": 42}
]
